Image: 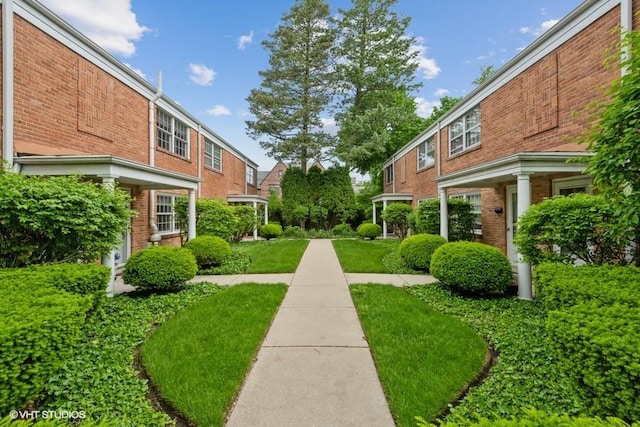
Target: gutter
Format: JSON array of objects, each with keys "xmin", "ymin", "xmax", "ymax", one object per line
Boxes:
[{"xmin": 148, "ymin": 71, "xmax": 162, "ymax": 237}]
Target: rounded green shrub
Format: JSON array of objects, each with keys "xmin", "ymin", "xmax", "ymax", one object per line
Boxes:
[
  {"xmin": 260, "ymin": 223, "xmax": 283, "ymax": 240},
  {"xmin": 122, "ymin": 246, "xmax": 197, "ymax": 291},
  {"xmin": 332, "ymin": 222, "xmax": 353, "ymax": 236},
  {"xmin": 398, "ymin": 233, "xmax": 447, "ymax": 271},
  {"xmin": 357, "ymin": 223, "xmax": 382, "ymax": 240},
  {"xmin": 184, "ymin": 235, "xmax": 232, "ymax": 269},
  {"xmin": 430, "ymin": 241, "xmax": 513, "ymax": 294}
]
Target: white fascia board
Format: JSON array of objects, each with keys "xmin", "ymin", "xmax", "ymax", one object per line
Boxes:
[
  {"xmin": 371, "ymin": 193, "xmax": 413, "ymax": 203},
  {"xmin": 227, "ymin": 195, "xmax": 269, "ymax": 204}
]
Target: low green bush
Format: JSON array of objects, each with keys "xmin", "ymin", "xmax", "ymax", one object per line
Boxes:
[
  {"xmin": 398, "ymin": 233, "xmax": 446, "ymax": 271},
  {"xmin": 381, "ymin": 203, "xmax": 413, "ymax": 239},
  {"xmin": 547, "ymin": 304, "xmax": 640, "ymax": 421},
  {"xmin": 332, "ymin": 222, "xmax": 353, "ymax": 236},
  {"xmin": 0, "ymin": 263, "xmax": 110, "ymax": 308},
  {"xmin": 430, "ymin": 242, "xmax": 513, "ymax": 294},
  {"xmin": 357, "ymin": 223, "xmax": 382, "ymax": 240},
  {"xmin": 422, "ymin": 407, "xmax": 637, "ymax": 426},
  {"xmin": 259, "ymin": 223, "xmax": 283, "ymax": 240},
  {"xmin": 534, "ymin": 263, "xmax": 640, "ymax": 311},
  {"xmin": 184, "ymin": 235, "xmax": 232, "ymax": 269},
  {"xmin": 283, "ymin": 225, "xmax": 306, "ymax": 238},
  {"xmin": 0, "ymin": 417, "xmax": 120, "ymax": 426},
  {"xmin": 0, "ymin": 282, "xmax": 91, "ymax": 413},
  {"xmin": 122, "ymin": 246, "xmax": 197, "ymax": 291}
]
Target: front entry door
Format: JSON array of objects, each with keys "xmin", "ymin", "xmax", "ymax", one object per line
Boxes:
[{"xmin": 506, "ymin": 185, "xmax": 518, "ymax": 263}]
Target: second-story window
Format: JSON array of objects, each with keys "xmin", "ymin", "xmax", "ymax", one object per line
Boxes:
[
  {"xmin": 385, "ymin": 164, "xmax": 394, "ymax": 185},
  {"xmin": 156, "ymin": 109, "xmax": 189, "ymax": 158},
  {"xmin": 204, "ymin": 138, "xmax": 222, "ymax": 171},
  {"xmin": 247, "ymin": 166, "xmax": 255, "ymax": 186},
  {"xmin": 417, "ymin": 135, "xmax": 435, "ymax": 170},
  {"xmin": 449, "ymin": 106, "xmax": 481, "ymax": 156}
]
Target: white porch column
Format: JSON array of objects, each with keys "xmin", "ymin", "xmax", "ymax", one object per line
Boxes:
[
  {"xmin": 253, "ymin": 200, "xmax": 259, "ymax": 240},
  {"xmin": 100, "ymin": 176, "xmax": 117, "ymax": 297},
  {"xmin": 382, "ymin": 199, "xmax": 388, "ymax": 239},
  {"xmin": 372, "ymin": 201, "xmax": 377, "ymax": 225},
  {"xmin": 264, "ymin": 202, "xmax": 269, "ymax": 225},
  {"xmin": 439, "ymin": 188, "xmax": 448, "ymax": 240},
  {"xmin": 516, "ymin": 174, "xmax": 533, "ymax": 300},
  {"xmin": 188, "ymin": 189, "xmax": 196, "ymax": 241}
]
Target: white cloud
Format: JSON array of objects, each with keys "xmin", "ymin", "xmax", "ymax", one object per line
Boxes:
[
  {"xmin": 411, "ymin": 37, "xmax": 441, "ymax": 80},
  {"xmin": 40, "ymin": 0, "xmax": 148, "ymax": 57},
  {"xmin": 520, "ymin": 19, "xmax": 559, "ymax": 37},
  {"xmin": 206, "ymin": 105, "xmax": 231, "ymax": 116},
  {"xmin": 238, "ymin": 31, "xmax": 254, "ymax": 50},
  {"xmin": 189, "ymin": 63, "xmax": 216, "ymax": 86},
  {"xmin": 434, "ymin": 88, "xmax": 449, "ymax": 97},
  {"xmin": 414, "ymin": 97, "xmax": 440, "ymax": 118},
  {"xmin": 320, "ymin": 117, "xmax": 339, "ymax": 135}
]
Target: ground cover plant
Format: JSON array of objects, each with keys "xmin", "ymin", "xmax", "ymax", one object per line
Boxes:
[
  {"xmin": 38, "ymin": 282, "xmax": 224, "ymax": 426},
  {"xmin": 350, "ymin": 285, "xmax": 487, "ymax": 426},
  {"xmin": 142, "ymin": 284, "xmax": 287, "ymax": 426},
  {"xmin": 406, "ymin": 284, "xmax": 585, "ymax": 422}
]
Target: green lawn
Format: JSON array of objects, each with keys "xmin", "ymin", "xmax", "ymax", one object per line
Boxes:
[
  {"xmin": 237, "ymin": 239, "xmax": 309, "ymax": 273},
  {"xmin": 141, "ymin": 283, "xmax": 287, "ymax": 427},
  {"xmin": 350, "ymin": 284, "xmax": 488, "ymax": 426},
  {"xmin": 332, "ymin": 239, "xmax": 400, "ymax": 273}
]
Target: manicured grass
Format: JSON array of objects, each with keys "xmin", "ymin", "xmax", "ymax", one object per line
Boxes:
[
  {"xmin": 350, "ymin": 284, "xmax": 488, "ymax": 426},
  {"xmin": 332, "ymin": 239, "xmax": 400, "ymax": 273},
  {"xmin": 238, "ymin": 239, "xmax": 309, "ymax": 273},
  {"xmin": 407, "ymin": 284, "xmax": 585, "ymax": 422},
  {"xmin": 141, "ymin": 283, "xmax": 287, "ymax": 427}
]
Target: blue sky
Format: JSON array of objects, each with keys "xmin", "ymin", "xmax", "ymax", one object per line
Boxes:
[{"xmin": 41, "ymin": 0, "xmax": 583, "ymax": 172}]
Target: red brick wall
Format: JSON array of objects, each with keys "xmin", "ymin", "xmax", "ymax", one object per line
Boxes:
[
  {"xmin": 386, "ymin": 147, "xmax": 438, "ymax": 206},
  {"xmin": 258, "ymin": 162, "xmax": 287, "ymax": 197}
]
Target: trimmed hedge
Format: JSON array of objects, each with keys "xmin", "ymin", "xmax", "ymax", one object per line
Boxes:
[
  {"xmin": 259, "ymin": 223, "xmax": 283, "ymax": 240},
  {"xmin": 332, "ymin": 223, "xmax": 353, "ymax": 236},
  {"xmin": 0, "ymin": 282, "xmax": 91, "ymax": 413},
  {"xmin": 184, "ymin": 236, "xmax": 232, "ymax": 269},
  {"xmin": 547, "ymin": 304, "xmax": 640, "ymax": 421},
  {"xmin": 122, "ymin": 246, "xmax": 197, "ymax": 291},
  {"xmin": 357, "ymin": 223, "xmax": 382, "ymax": 240},
  {"xmin": 398, "ymin": 233, "xmax": 446, "ymax": 271},
  {"xmin": 533, "ymin": 263, "xmax": 640, "ymax": 311},
  {"xmin": 0, "ymin": 263, "xmax": 110, "ymax": 309},
  {"xmin": 430, "ymin": 242, "xmax": 513, "ymax": 294}
]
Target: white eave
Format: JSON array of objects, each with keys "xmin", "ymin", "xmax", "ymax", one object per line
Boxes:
[
  {"xmin": 227, "ymin": 194, "xmax": 269, "ymax": 204},
  {"xmin": 371, "ymin": 193, "xmax": 413, "ymax": 203}
]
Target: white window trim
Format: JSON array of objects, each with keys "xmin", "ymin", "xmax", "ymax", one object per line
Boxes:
[
  {"xmin": 449, "ymin": 106, "xmax": 481, "ymax": 156},
  {"xmin": 204, "ymin": 138, "xmax": 223, "ymax": 172},
  {"xmin": 385, "ymin": 164, "xmax": 394, "ymax": 185},
  {"xmin": 449, "ymin": 191, "xmax": 482, "ymax": 234},
  {"xmin": 156, "ymin": 193, "xmax": 181, "ymax": 234},
  {"xmin": 417, "ymin": 136, "xmax": 435, "ymax": 171},
  {"xmin": 246, "ymin": 166, "xmax": 256, "ymax": 186},
  {"xmin": 552, "ymin": 176, "xmax": 593, "ymax": 196},
  {"xmin": 157, "ymin": 109, "xmax": 190, "ymax": 159}
]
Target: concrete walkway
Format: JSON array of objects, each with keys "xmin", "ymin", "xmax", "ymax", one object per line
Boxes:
[{"xmin": 225, "ymin": 239, "xmax": 396, "ymax": 427}]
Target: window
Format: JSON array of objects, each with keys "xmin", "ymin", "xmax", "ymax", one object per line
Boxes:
[
  {"xmin": 449, "ymin": 106, "xmax": 481, "ymax": 156},
  {"xmin": 450, "ymin": 192, "xmax": 482, "ymax": 233},
  {"xmin": 204, "ymin": 138, "xmax": 222, "ymax": 171},
  {"xmin": 156, "ymin": 109, "xmax": 189, "ymax": 158},
  {"xmin": 552, "ymin": 177, "xmax": 592, "ymax": 196},
  {"xmin": 269, "ymin": 184, "xmax": 280, "ymax": 195},
  {"xmin": 417, "ymin": 135, "xmax": 435, "ymax": 170},
  {"xmin": 156, "ymin": 194, "xmax": 180, "ymax": 233},
  {"xmin": 247, "ymin": 166, "xmax": 255, "ymax": 186},
  {"xmin": 385, "ymin": 164, "xmax": 394, "ymax": 185}
]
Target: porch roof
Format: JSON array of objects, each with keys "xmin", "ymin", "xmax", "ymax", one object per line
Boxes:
[
  {"xmin": 227, "ymin": 194, "xmax": 269, "ymax": 204},
  {"xmin": 14, "ymin": 155, "xmax": 200, "ymax": 190},
  {"xmin": 437, "ymin": 151, "xmax": 593, "ymax": 188},
  {"xmin": 371, "ymin": 193, "xmax": 413, "ymax": 203}
]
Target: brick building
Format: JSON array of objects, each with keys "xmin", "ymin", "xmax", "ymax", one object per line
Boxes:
[
  {"xmin": 0, "ymin": 0, "xmax": 266, "ymax": 291},
  {"xmin": 375, "ymin": 0, "xmax": 639, "ymax": 298},
  {"xmin": 258, "ymin": 161, "xmax": 287, "ymax": 197}
]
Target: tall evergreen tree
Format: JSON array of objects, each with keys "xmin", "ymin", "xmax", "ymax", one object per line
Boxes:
[
  {"xmin": 333, "ymin": 0, "xmax": 422, "ymax": 175},
  {"xmin": 245, "ymin": 0, "xmax": 335, "ymax": 173}
]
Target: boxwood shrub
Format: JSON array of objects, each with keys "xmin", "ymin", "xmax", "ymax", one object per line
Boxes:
[
  {"xmin": 184, "ymin": 235, "xmax": 232, "ymax": 269},
  {"xmin": 0, "ymin": 282, "xmax": 91, "ymax": 413},
  {"xmin": 547, "ymin": 304, "xmax": 640, "ymax": 421},
  {"xmin": 259, "ymin": 223, "xmax": 283, "ymax": 240},
  {"xmin": 398, "ymin": 233, "xmax": 447, "ymax": 271},
  {"xmin": 533, "ymin": 263, "xmax": 640, "ymax": 311},
  {"xmin": 357, "ymin": 223, "xmax": 382, "ymax": 240},
  {"xmin": 430, "ymin": 242, "xmax": 513, "ymax": 294},
  {"xmin": 122, "ymin": 246, "xmax": 197, "ymax": 291}
]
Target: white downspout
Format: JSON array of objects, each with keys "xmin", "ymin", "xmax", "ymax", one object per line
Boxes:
[
  {"xmin": 436, "ymin": 121, "xmax": 442, "ymax": 178},
  {"xmin": 197, "ymin": 125, "xmax": 202, "ymax": 197},
  {"xmin": 391, "ymin": 155, "xmax": 396, "ymax": 194},
  {"xmin": 2, "ymin": 0, "xmax": 14, "ymax": 171},
  {"xmin": 244, "ymin": 157, "xmax": 249, "ymax": 194},
  {"xmin": 148, "ymin": 72, "xmax": 162, "ymax": 239},
  {"xmin": 621, "ymin": 0, "xmax": 633, "ymax": 76}
]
